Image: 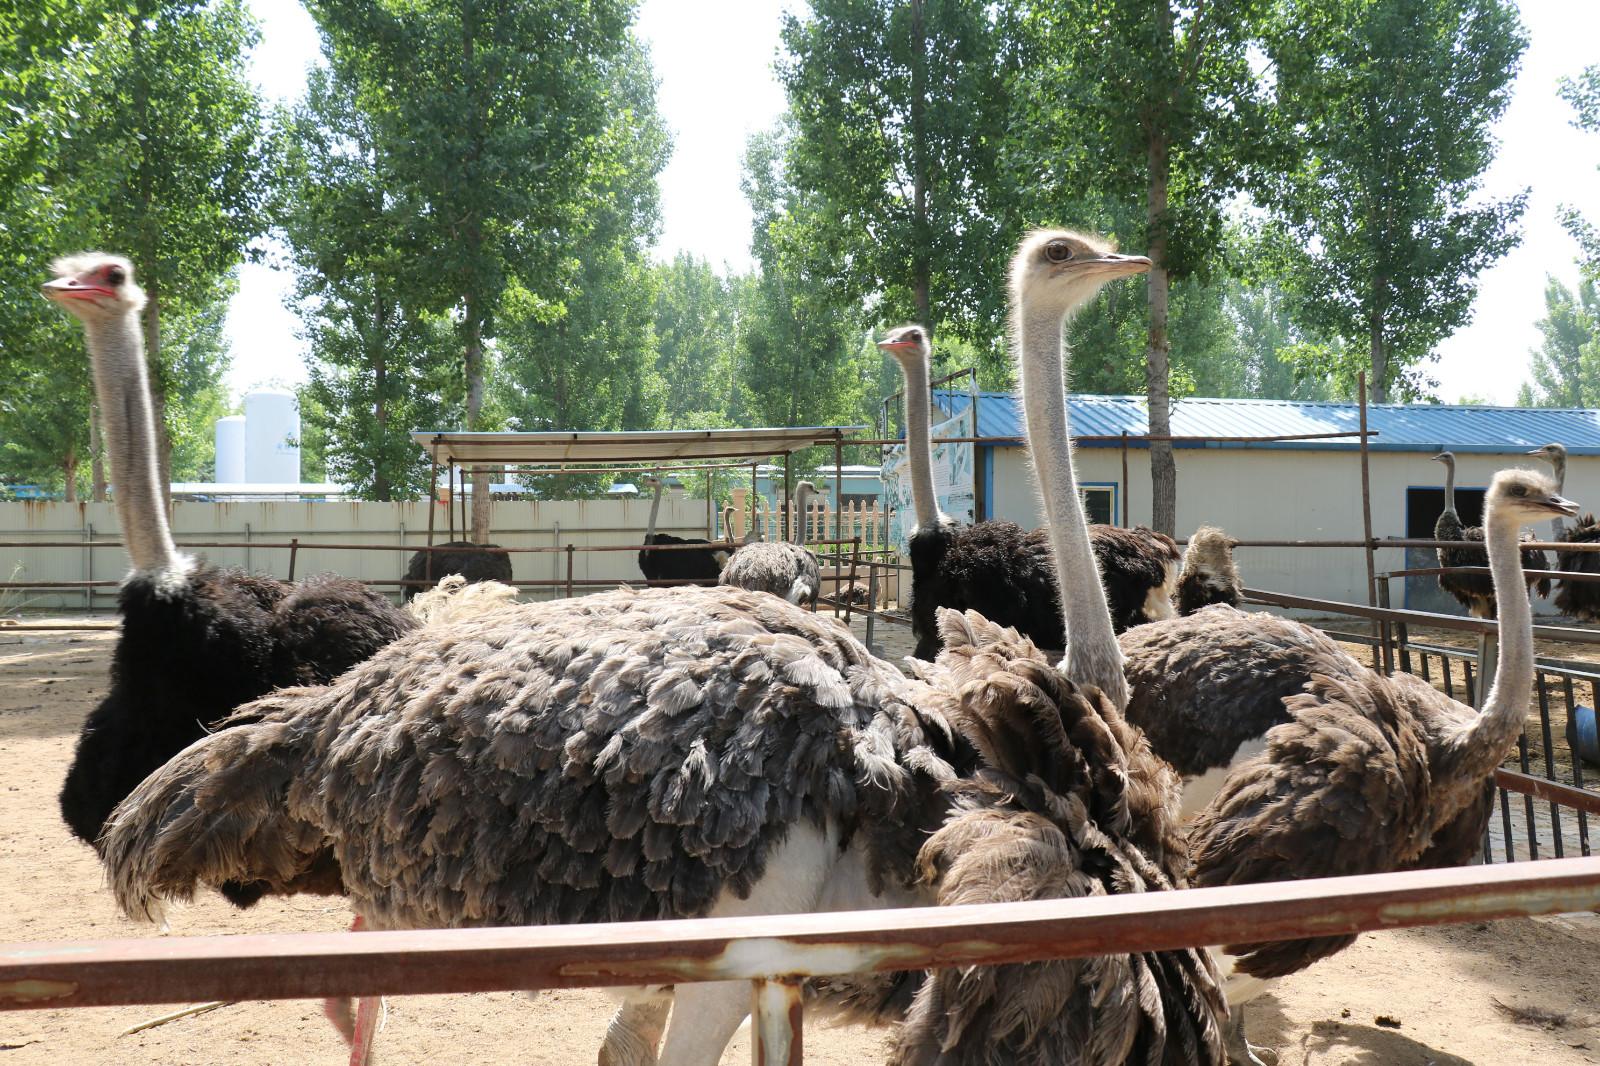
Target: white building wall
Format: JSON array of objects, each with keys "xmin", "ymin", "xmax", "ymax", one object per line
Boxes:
[
  {"xmin": 0, "ymin": 496, "xmax": 724, "ymax": 610},
  {"xmin": 989, "ymin": 445, "xmax": 1598, "ymax": 610}
]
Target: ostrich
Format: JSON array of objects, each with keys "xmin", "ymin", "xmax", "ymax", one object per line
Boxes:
[
  {"xmin": 100, "ymin": 230, "xmax": 1222, "ymax": 1066},
  {"xmin": 636, "ymin": 474, "xmax": 730, "ymax": 587},
  {"xmin": 41, "ymin": 254, "xmax": 416, "ymax": 856},
  {"xmin": 1174, "ymin": 525, "xmax": 1243, "ymax": 616},
  {"xmin": 718, "ymin": 481, "xmax": 822, "ymax": 606},
  {"xmin": 877, "ymin": 325, "xmax": 1181, "ymax": 658},
  {"xmin": 1117, "ymin": 470, "xmax": 1577, "ymax": 1064},
  {"xmin": 400, "ymin": 540, "xmax": 513, "ymax": 602},
  {"xmin": 1530, "ymin": 443, "xmax": 1600, "ymax": 621},
  {"xmin": 1433, "ymin": 450, "xmax": 1550, "ymax": 617}
]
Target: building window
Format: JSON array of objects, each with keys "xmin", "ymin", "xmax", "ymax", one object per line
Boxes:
[{"xmin": 1081, "ymin": 483, "xmax": 1116, "ymax": 526}]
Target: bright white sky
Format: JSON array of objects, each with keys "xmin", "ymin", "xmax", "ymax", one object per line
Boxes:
[{"xmin": 226, "ymin": 0, "xmax": 1600, "ymax": 406}]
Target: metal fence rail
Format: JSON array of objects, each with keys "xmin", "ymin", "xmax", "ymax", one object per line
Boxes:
[{"xmin": 3, "ymin": 858, "xmax": 1598, "ymax": 1066}]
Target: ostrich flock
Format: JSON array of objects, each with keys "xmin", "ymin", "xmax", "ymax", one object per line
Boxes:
[{"xmin": 34, "ymin": 235, "xmax": 1582, "ymax": 1066}]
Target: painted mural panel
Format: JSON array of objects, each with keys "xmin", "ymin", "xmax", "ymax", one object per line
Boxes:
[{"xmin": 882, "ymin": 407, "xmax": 975, "ymax": 554}]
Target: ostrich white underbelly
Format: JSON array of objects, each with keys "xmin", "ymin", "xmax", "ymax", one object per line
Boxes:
[
  {"xmin": 1209, "ymin": 947, "xmax": 1276, "ymax": 1006},
  {"xmin": 1144, "ymin": 559, "xmax": 1180, "ymax": 623},
  {"xmin": 1179, "ymin": 737, "xmax": 1268, "ymax": 820}
]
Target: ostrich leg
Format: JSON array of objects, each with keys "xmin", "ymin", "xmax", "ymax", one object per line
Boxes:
[{"xmin": 321, "ymin": 915, "xmax": 383, "ymax": 1066}]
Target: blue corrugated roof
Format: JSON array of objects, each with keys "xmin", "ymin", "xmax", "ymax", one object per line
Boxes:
[{"xmin": 928, "ymin": 391, "xmax": 1600, "ymax": 455}]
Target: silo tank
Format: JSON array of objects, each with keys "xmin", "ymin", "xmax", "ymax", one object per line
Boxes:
[
  {"xmin": 214, "ymin": 415, "xmax": 246, "ymax": 484},
  {"xmin": 244, "ymin": 390, "xmax": 301, "ymax": 484}
]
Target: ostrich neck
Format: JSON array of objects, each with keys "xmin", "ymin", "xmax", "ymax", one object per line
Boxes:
[
  {"xmin": 794, "ymin": 484, "xmax": 812, "ymax": 545},
  {"xmin": 1449, "ymin": 507, "xmax": 1535, "ymax": 783},
  {"xmin": 82, "ymin": 314, "xmax": 182, "ymax": 575},
  {"xmin": 645, "ymin": 480, "xmax": 664, "ymax": 538},
  {"xmin": 1551, "ymin": 459, "xmax": 1567, "ymax": 538},
  {"xmin": 1015, "ymin": 304, "xmax": 1127, "ymax": 709},
  {"xmin": 899, "ymin": 352, "xmax": 944, "ymax": 530},
  {"xmin": 1443, "ymin": 459, "xmax": 1457, "ymax": 515}
]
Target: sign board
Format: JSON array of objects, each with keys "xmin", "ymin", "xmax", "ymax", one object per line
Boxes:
[{"xmin": 883, "ymin": 405, "xmax": 975, "ymax": 554}]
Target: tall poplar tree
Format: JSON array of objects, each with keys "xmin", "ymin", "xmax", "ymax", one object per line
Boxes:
[{"xmin": 308, "ymin": 0, "xmax": 634, "ymax": 539}]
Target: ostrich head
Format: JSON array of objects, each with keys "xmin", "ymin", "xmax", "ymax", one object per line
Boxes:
[
  {"xmin": 41, "ymin": 254, "xmax": 146, "ymax": 323},
  {"xmin": 1528, "ymin": 442, "xmax": 1567, "ymax": 480},
  {"xmin": 1487, "ymin": 468, "xmax": 1578, "ymax": 526},
  {"xmin": 876, "ymin": 323, "xmax": 930, "ymax": 366},
  {"xmin": 1008, "ymin": 229, "xmax": 1151, "ymax": 319},
  {"xmin": 1431, "ymin": 451, "xmax": 1456, "ymax": 466}
]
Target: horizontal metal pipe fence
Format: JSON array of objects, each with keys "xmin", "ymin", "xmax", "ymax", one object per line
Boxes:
[{"xmin": 2, "ymin": 857, "xmax": 1597, "ymax": 1066}]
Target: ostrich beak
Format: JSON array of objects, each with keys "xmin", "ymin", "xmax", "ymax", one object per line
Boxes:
[
  {"xmin": 1431, "ymin": 453, "xmax": 1448, "ymax": 463},
  {"xmin": 877, "ymin": 338, "xmax": 918, "ymax": 353},
  {"xmin": 1544, "ymin": 493, "xmax": 1582, "ymax": 518},
  {"xmin": 1089, "ymin": 253, "xmax": 1152, "ymax": 277},
  {"xmin": 41, "ymin": 275, "xmax": 113, "ymax": 302}
]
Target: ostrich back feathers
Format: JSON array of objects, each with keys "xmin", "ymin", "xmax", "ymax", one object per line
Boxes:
[
  {"xmin": 402, "ymin": 541, "xmax": 513, "ymax": 602},
  {"xmin": 907, "ymin": 520, "xmax": 1180, "ymax": 660},
  {"xmin": 1556, "ymin": 514, "xmax": 1600, "ymax": 620},
  {"xmin": 637, "ymin": 533, "xmax": 726, "ymax": 586},
  {"xmin": 59, "ymin": 564, "xmax": 415, "ymax": 851},
  {"xmin": 1436, "ymin": 512, "xmax": 1550, "ymax": 616},
  {"xmin": 719, "ymin": 541, "xmax": 822, "ymax": 606}
]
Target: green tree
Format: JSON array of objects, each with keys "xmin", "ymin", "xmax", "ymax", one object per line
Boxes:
[
  {"xmin": 652, "ymin": 255, "xmax": 744, "ymax": 428},
  {"xmin": 497, "ymin": 36, "xmax": 669, "ymax": 478},
  {"xmin": 1520, "ymin": 276, "xmax": 1600, "ymax": 407},
  {"xmin": 1006, "ymin": 0, "xmax": 1281, "ymax": 534},
  {"xmin": 1266, "ymin": 0, "xmax": 1527, "ymax": 403},
  {"xmin": 1561, "ymin": 65, "xmax": 1600, "ymax": 278},
  {"xmin": 161, "ymin": 291, "xmax": 236, "ymax": 481},
  {"xmin": 308, "ymin": 0, "xmax": 634, "ymax": 538},
  {"xmin": 282, "ymin": 66, "xmax": 458, "ymax": 500},
  {"xmin": 773, "ymin": 1, "xmax": 1012, "ymax": 344},
  {"xmin": 49, "ymin": 0, "xmax": 282, "ymax": 497}
]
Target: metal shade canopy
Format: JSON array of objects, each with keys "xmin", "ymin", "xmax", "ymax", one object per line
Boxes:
[{"xmin": 412, "ymin": 426, "xmax": 864, "ymax": 468}]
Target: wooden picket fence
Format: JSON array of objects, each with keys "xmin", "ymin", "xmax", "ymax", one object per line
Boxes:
[{"xmin": 740, "ymin": 499, "xmax": 888, "ymax": 549}]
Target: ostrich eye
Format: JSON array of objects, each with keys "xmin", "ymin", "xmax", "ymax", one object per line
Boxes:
[
  {"xmin": 106, "ymin": 266, "xmax": 125, "ymax": 285},
  {"xmin": 1511, "ymin": 485, "xmax": 1527, "ymax": 497},
  {"xmin": 1044, "ymin": 240, "xmax": 1073, "ymax": 263}
]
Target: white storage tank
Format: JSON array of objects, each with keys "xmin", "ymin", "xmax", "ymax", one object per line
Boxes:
[
  {"xmin": 243, "ymin": 390, "xmax": 300, "ymax": 484},
  {"xmin": 214, "ymin": 416, "xmax": 246, "ymax": 483}
]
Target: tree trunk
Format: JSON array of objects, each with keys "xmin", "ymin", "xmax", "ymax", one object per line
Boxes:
[
  {"xmin": 89, "ymin": 403, "xmax": 106, "ymax": 502},
  {"xmin": 63, "ymin": 445, "xmax": 78, "ymax": 503},
  {"xmin": 371, "ymin": 291, "xmax": 391, "ymax": 502},
  {"xmin": 1145, "ymin": 118, "xmax": 1176, "ymax": 536},
  {"xmin": 464, "ymin": 294, "xmax": 491, "ymax": 542},
  {"xmin": 1369, "ymin": 302, "xmax": 1389, "ymax": 404},
  {"xmin": 909, "ymin": 0, "xmax": 932, "ymax": 333}
]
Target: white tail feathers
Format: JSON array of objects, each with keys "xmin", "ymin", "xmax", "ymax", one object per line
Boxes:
[{"xmin": 406, "ymin": 574, "xmax": 520, "ymax": 625}]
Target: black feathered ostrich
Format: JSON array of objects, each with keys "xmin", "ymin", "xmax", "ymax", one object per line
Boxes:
[
  {"xmin": 401, "ymin": 540, "xmax": 513, "ymax": 601},
  {"xmin": 42, "ymin": 252, "xmax": 417, "ymax": 865},
  {"xmin": 877, "ymin": 324, "xmax": 1184, "ymax": 658},
  {"xmin": 636, "ymin": 474, "xmax": 730, "ymax": 586},
  {"xmin": 1530, "ymin": 442, "xmax": 1600, "ymax": 621}
]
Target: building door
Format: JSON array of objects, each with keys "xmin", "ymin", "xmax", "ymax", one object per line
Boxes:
[{"xmin": 1404, "ymin": 485, "xmax": 1485, "ymax": 613}]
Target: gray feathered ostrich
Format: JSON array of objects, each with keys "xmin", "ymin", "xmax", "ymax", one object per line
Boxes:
[
  {"xmin": 1119, "ymin": 468, "xmax": 1577, "ymax": 1065},
  {"xmin": 100, "ymin": 229, "xmax": 1223, "ymax": 1066},
  {"xmin": 41, "ymin": 254, "xmax": 415, "ymax": 858},
  {"xmin": 718, "ymin": 480, "xmax": 822, "ymax": 606},
  {"xmin": 400, "ymin": 540, "xmax": 512, "ymax": 601},
  {"xmin": 877, "ymin": 325, "xmax": 1182, "ymax": 658},
  {"xmin": 636, "ymin": 474, "xmax": 730, "ymax": 586},
  {"xmin": 1433, "ymin": 450, "xmax": 1550, "ymax": 616},
  {"xmin": 1530, "ymin": 443, "xmax": 1600, "ymax": 621}
]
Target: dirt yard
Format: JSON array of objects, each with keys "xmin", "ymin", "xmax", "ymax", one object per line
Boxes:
[{"xmin": 5, "ymin": 620, "xmax": 1600, "ymax": 1065}]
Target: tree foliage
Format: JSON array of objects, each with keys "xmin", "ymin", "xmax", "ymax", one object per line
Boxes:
[
  {"xmin": 306, "ymin": 0, "xmax": 635, "ymax": 534},
  {"xmin": 774, "ymin": 0, "xmax": 1012, "ymax": 345},
  {"xmin": 1561, "ymin": 65, "xmax": 1600, "ymax": 279},
  {"xmin": 1518, "ymin": 276, "xmax": 1600, "ymax": 408},
  {"xmin": 1265, "ymin": 0, "xmax": 1527, "ymax": 403}
]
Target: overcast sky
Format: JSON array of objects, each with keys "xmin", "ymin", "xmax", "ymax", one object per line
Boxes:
[{"xmin": 227, "ymin": 0, "xmax": 1600, "ymax": 407}]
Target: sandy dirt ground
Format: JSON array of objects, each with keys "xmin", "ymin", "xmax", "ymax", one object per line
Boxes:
[{"xmin": 5, "ymin": 620, "xmax": 1600, "ymax": 1065}]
